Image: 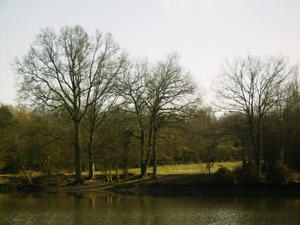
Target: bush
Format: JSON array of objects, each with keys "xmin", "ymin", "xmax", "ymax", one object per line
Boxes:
[
  {"xmin": 265, "ymin": 162, "xmax": 293, "ymax": 184},
  {"xmin": 214, "ymin": 167, "xmax": 235, "ymax": 184},
  {"xmin": 0, "ymin": 162, "xmax": 20, "ymax": 174},
  {"xmin": 234, "ymin": 162, "xmax": 261, "ymax": 184}
]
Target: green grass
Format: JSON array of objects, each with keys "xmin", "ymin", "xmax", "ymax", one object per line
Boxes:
[
  {"xmin": 0, "ymin": 162, "xmax": 242, "ymax": 179},
  {"xmin": 0, "ymin": 177, "xmax": 9, "ymax": 185},
  {"xmin": 128, "ymin": 161, "xmax": 241, "ymax": 175}
]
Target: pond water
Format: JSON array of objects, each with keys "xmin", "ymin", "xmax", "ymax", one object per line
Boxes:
[{"xmin": 0, "ymin": 192, "xmax": 299, "ymax": 225}]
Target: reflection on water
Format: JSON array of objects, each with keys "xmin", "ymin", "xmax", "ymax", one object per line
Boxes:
[{"xmin": 0, "ymin": 192, "xmax": 299, "ymax": 225}]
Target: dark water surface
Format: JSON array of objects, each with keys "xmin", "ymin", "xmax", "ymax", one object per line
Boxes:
[{"xmin": 0, "ymin": 192, "xmax": 299, "ymax": 225}]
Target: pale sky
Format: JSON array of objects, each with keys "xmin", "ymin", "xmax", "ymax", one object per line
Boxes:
[{"xmin": 0, "ymin": 0, "xmax": 299, "ymax": 105}]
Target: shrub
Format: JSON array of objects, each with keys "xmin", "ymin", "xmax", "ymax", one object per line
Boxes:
[
  {"xmin": 0, "ymin": 162, "xmax": 20, "ymax": 174},
  {"xmin": 234, "ymin": 161, "xmax": 261, "ymax": 184},
  {"xmin": 265, "ymin": 162, "xmax": 293, "ymax": 184},
  {"xmin": 214, "ymin": 167, "xmax": 235, "ymax": 184}
]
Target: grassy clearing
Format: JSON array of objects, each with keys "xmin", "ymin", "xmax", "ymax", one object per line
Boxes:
[
  {"xmin": 0, "ymin": 162, "xmax": 242, "ymax": 182},
  {"xmin": 128, "ymin": 161, "xmax": 241, "ymax": 175}
]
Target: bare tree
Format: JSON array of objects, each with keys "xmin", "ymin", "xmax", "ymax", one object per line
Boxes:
[
  {"xmin": 84, "ymin": 50, "xmax": 126, "ymax": 179},
  {"xmin": 118, "ymin": 55, "xmax": 198, "ymax": 177},
  {"xmin": 216, "ymin": 56, "xmax": 295, "ymax": 175},
  {"xmin": 15, "ymin": 25, "xmax": 123, "ymax": 182},
  {"xmin": 118, "ymin": 61, "xmax": 149, "ymax": 177},
  {"xmin": 145, "ymin": 54, "xmax": 198, "ymax": 177},
  {"xmin": 85, "ymin": 96, "xmax": 120, "ymax": 180},
  {"xmin": 274, "ymin": 72, "xmax": 299, "ymax": 165}
]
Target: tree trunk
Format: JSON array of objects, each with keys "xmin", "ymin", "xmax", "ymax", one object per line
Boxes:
[
  {"xmin": 143, "ymin": 118, "xmax": 154, "ymax": 178},
  {"xmin": 280, "ymin": 113, "xmax": 288, "ymax": 166},
  {"xmin": 123, "ymin": 148, "xmax": 129, "ymax": 177},
  {"xmin": 74, "ymin": 120, "xmax": 82, "ymax": 183},
  {"xmin": 87, "ymin": 131, "xmax": 95, "ymax": 179},
  {"xmin": 142, "ymin": 164, "xmax": 148, "ymax": 179},
  {"xmin": 152, "ymin": 128, "xmax": 157, "ymax": 177},
  {"xmin": 140, "ymin": 130, "xmax": 146, "ymax": 178},
  {"xmin": 18, "ymin": 158, "xmax": 32, "ymax": 185},
  {"xmin": 247, "ymin": 115, "xmax": 257, "ymax": 164},
  {"xmin": 115, "ymin": 167, "xmax": 120, "ymax": 183},
  {"xmin": 143, "ymin": 148, "xmax": 152, "ymax": 178},
  {"xmin": 143, "ymin": 149, "xmax": 152, "ymax": 178},
  {"xmin": 21, "ymin": 165, "xmax": 32, "ymax": 185},
  {"xmin": 256, "ymin": 118, "xmax": 262, "ymax": 176},
  {"xmin": 241, "ymin": 139, "xmax": 246, "ymax": 170}
]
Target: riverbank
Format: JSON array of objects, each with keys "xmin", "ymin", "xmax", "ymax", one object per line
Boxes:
[
  {"xmin": 106, "ymin": 174, "xmax": 300, "ymax": 197},
  {"xmin": 1, "ymin": 161, "xmax": 299, "ymax": 196},
  {"xmin": 1, "ymin": 173, "xmax": 299, "ymax": 197},
  {"xmin": 0, "ymin": 161, "xmax": 240, "ymax": 193}
]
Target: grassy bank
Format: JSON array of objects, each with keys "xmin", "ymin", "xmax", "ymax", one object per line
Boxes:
[
  {"xmin": 127, "ymin": 161, "xmax": 241, "ymax": 175},
  {"xmin": 1, "ymin": 161, "xmax": 299, "ymax": 196},
  {"xmin": 0, "ymin": 161, "xmax": 238, "ymax": 193}
]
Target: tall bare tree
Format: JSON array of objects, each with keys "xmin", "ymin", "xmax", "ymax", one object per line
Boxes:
[
  {"xmin": 83, "ymin": 48, "xmax": 126, "ymax": 179},
  {"xmin": 15, "ymin": 25, "xmax": 123, "ymax": 182},
  {"xmin": 216, "ymin": 56, "xmax": 295, "ymax": 175},
  {"xmin": 274, "ymin": 72, "xmax": 299, "ymax": 165},
  {"xmin": 118, "ymin": 55, "xmax": 198, "ymax": 177},
  {"xmin": 145, "ymin": 54, "xmax": 198, "ymax": 177},
  {"xmin": 118, "ymin": 61, "xmax": 149, "ymax": 177}
]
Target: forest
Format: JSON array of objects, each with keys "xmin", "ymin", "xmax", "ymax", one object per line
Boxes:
[{"xmin": 0, "ymin": 25, "xmax": 299, "ymax": 187}]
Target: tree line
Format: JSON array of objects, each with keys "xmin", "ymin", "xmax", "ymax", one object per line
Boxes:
[{"xmin": 0, "ymin": 25, "xmax": 299, "ymax": 183}]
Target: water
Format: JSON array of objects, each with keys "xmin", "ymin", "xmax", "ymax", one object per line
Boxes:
[{"xmin": 0, "ymin": 192, "xmax": 299, "ymax": 225}]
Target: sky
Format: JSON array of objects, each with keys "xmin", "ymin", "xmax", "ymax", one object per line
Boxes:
[{"xmin": 0, "ymin": 0, "xmax": 299, "ymax": 105}]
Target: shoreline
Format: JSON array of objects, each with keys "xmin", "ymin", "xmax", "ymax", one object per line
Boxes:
[
  {"xmin": 1, "ymin": 174, "xmax": 299, "ymax": 197},
  {"xmin": 105, "ymin": 174, "xmax": 300, "ymax": 197}
]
